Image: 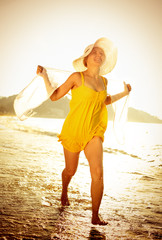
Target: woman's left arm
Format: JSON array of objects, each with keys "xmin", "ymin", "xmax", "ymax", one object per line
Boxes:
[{"xmin": 105, "ymin": 82, "xmax": 131, "ymax": 105}]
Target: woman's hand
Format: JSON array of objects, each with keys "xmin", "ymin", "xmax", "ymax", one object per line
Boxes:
[
  {"xmin": 36, "ymin": 65, "xmax": 55, "ymax": 97},
  {"xmin": 36, "ymin": 65, "xmax": 47, "ymax": 78},
  {"xmin": 124, "ymin": 82, "xmax": 132, "ymax": 95}
]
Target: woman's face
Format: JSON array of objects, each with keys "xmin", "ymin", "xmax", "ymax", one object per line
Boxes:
[{"xmin": 85, "ymin": 47, "xmax": 106, "ymax": 67}]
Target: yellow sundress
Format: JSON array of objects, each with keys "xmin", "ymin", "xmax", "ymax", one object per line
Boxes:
[{"xmin": 58, "ymin": 72, "xmax": 108, "ymax": 152}]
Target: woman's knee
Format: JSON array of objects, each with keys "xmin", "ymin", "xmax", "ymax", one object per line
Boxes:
[
  {"xmin": 91, "ymin": 167, "xmax": 103, "ymax": 182},
  {"xmin": 63, "ymin": 148, "xmax": 80, "ymax": 177},
  {"xmin": 64, "ymin": 166, "xmax": 77, "ymax": 177}
]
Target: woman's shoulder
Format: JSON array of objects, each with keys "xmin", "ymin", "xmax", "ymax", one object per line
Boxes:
[
  {"xmin": 68, "ymin": 72, "xmax": 82, "ymax": 85},
  {"xmin": 69, "ymin": 72, "xmax": 81, "ymax": 79}
]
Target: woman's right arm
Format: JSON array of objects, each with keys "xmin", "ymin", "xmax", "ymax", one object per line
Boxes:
[
  {"xmin": 36, "ymin": 65, "xmax": 79, "ymax": 101},
  {"xmin": 50, "ymin": 72, "xmax": 78, "ymax": 101}
]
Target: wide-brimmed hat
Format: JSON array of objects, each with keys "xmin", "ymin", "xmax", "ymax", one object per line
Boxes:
[{"xmin": 73, "ymin": 37, "xmax": 118, "ymax": 75}]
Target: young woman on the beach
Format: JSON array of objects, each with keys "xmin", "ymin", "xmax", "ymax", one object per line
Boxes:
[{"xmin": 37, "ymin": 37, "xmax": 131, "ymax": 225}]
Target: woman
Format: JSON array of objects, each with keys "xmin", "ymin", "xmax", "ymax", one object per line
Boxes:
[{"xmin": 37, "ymin": 37, "xmax": 131, "ymax": 225}]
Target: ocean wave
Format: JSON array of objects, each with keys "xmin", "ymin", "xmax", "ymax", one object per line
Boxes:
[
  {"xmin": 0, "ymin": 120, "xmax": 147, "ymax": 161},
  {"xmin": 6, "ymin": 121, "xmax": 142, "ymax": 159},
  {"xmin": 14, "ymin": 125, "xmax": 58, "ymax": 137},
  {"xmin": 1, "ymin": 116, "xmax": 161, "ymax": 163},
  {"xmin": 104, "ymin": 147, "xmax": 141, "ymax": 159},
  {"xmin": 0, "ymin": 117, "xmax": 58, "ymax": 137}
]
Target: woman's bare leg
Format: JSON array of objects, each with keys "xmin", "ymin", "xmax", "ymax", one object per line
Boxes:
[
  {"xmin": 84, "ymin": 137, "xmax": 107, "ymax": 225},
  {"xmin": 61, "ymin": 148, "xmax": 80, "ymax": 206}
]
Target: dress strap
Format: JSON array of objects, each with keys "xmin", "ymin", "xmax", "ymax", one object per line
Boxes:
[
  {"xmin": 101, "ymin": 76, "xmax": 107, "ymax": 88},
  {"xmin": 80, "ymin": 72, "xmax": 84, "ymax": 85}
]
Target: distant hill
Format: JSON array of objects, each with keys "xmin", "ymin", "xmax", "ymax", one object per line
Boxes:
[{"xmin": 0, "ymin": 95, "xmax": 162, "ymax": 123}]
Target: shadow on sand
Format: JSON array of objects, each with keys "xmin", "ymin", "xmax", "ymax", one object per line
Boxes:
[{"xmin": 88, "ymin": 227, "xmax": 106, "ymax": 239}]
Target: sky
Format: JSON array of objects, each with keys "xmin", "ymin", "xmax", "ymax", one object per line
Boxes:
[{"xmin": 0, "ymin": 0, "xmax": 162, "ymax": 119}]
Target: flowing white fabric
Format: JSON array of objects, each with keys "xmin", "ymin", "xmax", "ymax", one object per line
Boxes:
[
  {"xmin": 108, "ymin": 79, "xmax": 130, "ymax": 144},
  {"xmin": 14, "ymin": 68, "xmax": 72, "ymax": 121}
]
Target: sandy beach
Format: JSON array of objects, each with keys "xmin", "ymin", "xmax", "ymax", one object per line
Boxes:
[{"xmin": 0, "ymin": 116, "xmax": 162, "ymax": 239}]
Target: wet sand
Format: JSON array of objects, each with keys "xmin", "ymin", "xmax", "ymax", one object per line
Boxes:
[{"xmin": 0, "ymin": 117, "xmax": 162, "ymax": 239}]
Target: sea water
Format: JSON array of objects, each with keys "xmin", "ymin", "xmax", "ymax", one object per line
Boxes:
[{"xmin": 0, "ymin": 116, "xmax": 161, "ymax": 239}]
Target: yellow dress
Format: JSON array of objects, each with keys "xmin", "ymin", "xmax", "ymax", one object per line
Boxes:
[{"xmin": 58, "ymin": 72, "xmax": 108, "ymax": 152}]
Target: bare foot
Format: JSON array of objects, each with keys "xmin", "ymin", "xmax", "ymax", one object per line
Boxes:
[
  {"xmin": 61, "ymin": 193, "xmax": 70, "ymax": 206},
  {"xmin": 92, "ymin": 215, "xmax": 108, "ymax": 225}
]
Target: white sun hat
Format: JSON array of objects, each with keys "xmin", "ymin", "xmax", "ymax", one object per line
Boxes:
[{"xmin": 73, "ymin": 37, "xmax": 118, "ymax": 75}]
